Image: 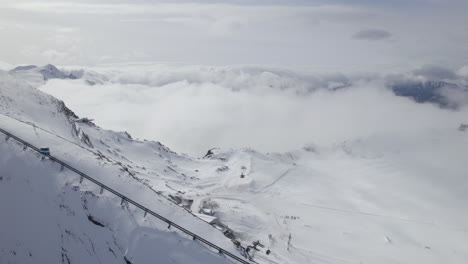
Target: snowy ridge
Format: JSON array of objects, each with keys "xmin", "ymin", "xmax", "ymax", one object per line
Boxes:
[
  {"xmin": 10, "ymin": 64, "xmax": 75, "ymax": 80},
  {"xmin": 8, "ymin": 64, "xmax": 107, "ymax": 87},
  {"xmin": 0, "ymin": 135, "xmax": 234, "ymax": 264},
  {"xmin": 0, "ymin": 126, "xmax": 250, "ymax": 264},
  {"xmin": 0, "ymin": 71, "xmax": 245, "ymax": 264}
]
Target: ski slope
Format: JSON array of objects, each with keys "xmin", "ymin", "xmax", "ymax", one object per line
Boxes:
[{"xmin": 181, "ymin": 142, "xmax": 468, "ymax": 263}]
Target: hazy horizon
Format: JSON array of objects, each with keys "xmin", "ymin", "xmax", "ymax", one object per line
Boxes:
[{"xmin": 0, "ymin": 0, "xmax": 467, "ymax": 69}]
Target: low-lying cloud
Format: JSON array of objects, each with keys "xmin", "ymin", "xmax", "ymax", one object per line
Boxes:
[
  {"xmin": 412, "ymin": 64, "xmax": 457, "ymax": 80},
  {"xmin": 352, "ymin": 29, "xmax": 392, "ymax": 41},
  {"xmin": 39, "ymin": 64, "xmax": 468, "ymax": 156}
]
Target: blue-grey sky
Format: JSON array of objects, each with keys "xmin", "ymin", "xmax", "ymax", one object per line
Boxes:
[{"xmin": 0, "ymin": 0, "xmax": 467, "ymax": 68}]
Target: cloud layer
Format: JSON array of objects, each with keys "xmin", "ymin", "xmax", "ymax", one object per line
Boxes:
[
  {"xmin": 352, "ymin": 29, "xmax": 392, "ymax": 41},
  {"xmin": 38, "ymin": 64, "xmax": 468, "ymax": 156},
  {"xmin": 1, "ymin": 1, "xmax": 467, "ymax": 68}
]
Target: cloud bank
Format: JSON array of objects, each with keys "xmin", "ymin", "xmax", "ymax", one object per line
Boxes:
[
  {"xmin": 352, "ymin": 29, "xmax": 392, "ymax": 41},
  {"xmin": 37, "ymin": 64, "xmax": 468, "ymax": 156}
]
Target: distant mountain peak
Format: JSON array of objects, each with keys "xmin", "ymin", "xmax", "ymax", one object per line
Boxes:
[
  {"xmin": 37, "ymin": 64, "xmax": 66, "ymax": 80},
  {"xmin": 10, "ymin": 65, "xmax": 38, "ymax": 72},
  {"xmin": 9, "ymin": 63, "xmax": 72, "ymax": 81}
]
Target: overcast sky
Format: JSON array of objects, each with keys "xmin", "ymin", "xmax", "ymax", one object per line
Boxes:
[{"xmin": 0, "ymin": 0, "xmax": 467, "ymax": 68}]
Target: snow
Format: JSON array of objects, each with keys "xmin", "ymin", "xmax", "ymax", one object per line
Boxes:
[
  {"xmin": 1, "ymin": 67, "xmax": 468, "ymax": 264},
  {"xmin": 0, "ymin": 140, "xmax": 232, "ymax": 264},
  {"xmin": 0, "ymin": 70, "xmax": 238, "ymax": 264},
  {"xmin": 7, "ymin": 64, "xmax": 84, "ymax": 87},
  {"xmin": 193, "ymin": 213, "xmax": 218, "ymax": 224}
]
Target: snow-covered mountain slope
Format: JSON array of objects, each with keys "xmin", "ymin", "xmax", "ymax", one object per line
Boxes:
[
  {"xmin": 0, "ymin": 141, "xmax": 231, "ymax": 264},
  {"xmin": 0, "ymin": 71, "xmax": 242, "ymax": 264},
  {"xmin": 183, "ymin": 137, "xmax": 468, "ymax": 264},
  {"xmin": 1, "ymin": 68, "xmax": 468, "ymax": 264}
]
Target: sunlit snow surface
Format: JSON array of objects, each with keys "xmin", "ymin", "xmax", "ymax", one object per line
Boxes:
[{"xmin": 1, "ymin": 67, "xmax": 468, "ymax": 264}]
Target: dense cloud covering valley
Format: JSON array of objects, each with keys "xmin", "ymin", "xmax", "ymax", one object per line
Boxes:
[{"xmin": 34, "ymin": 63, "xmax": 468, "ymax": 155}]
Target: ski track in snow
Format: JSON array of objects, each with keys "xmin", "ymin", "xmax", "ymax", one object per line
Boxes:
[{"xmin": 260, "ymin": 168, "xmax": 293, "ymax": 192}]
